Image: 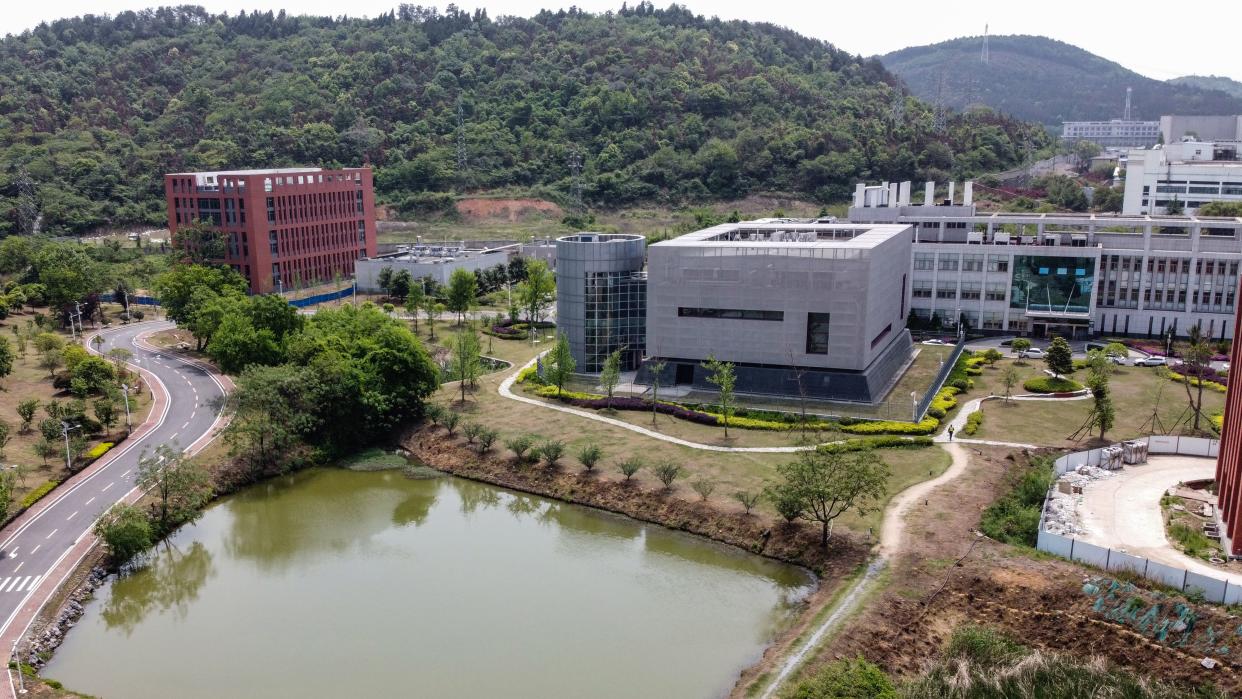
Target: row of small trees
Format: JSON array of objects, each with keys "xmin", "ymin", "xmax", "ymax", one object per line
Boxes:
[{"xmin": 425, "ymin": 404, "xmax": 890, "ymax": 548}]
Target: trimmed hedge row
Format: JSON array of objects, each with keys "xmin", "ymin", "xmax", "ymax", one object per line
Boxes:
[
  {"xmin": 20, "ymin": 480, "xmax": 60, "ymax": 509},
  {"xmin": 963, "ymin": 410, "xmax": 983, "ymax": 436},
  {"xmin": 85, "ymin": 442, "xmax": 114, "ymax": 460},
  {"xmin": 817, "ymin": 436, "xmax": 934, "ymax": 453},
  {"xmin": 1023, "ymin": 376, "xmax": 1084, "ymax": 394},
  {"xmin": 841, "ymin": 417, "xmax": 940, "ymax": 435},
  {"xmin": 1212, "ymin": 413, "xmax": 1224, "ymax": 432},
  {"xmin": 926, "ymin": 386, "xmax": 961, "ymax": 419},
  {"xmin": 1168, "ymin": 370, "xmax": 1227, "ymax": 393}
]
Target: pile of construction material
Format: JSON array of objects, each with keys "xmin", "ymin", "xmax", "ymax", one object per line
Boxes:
[
  {"xmin": 1123, "ymin": 440, "xmax": 1149, "ymax": 464},
  {"xmin": 1042, "ymin": 465, "xmax": 1117, "ymax": 537}
]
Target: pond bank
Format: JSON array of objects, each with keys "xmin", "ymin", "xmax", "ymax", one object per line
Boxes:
[{"xmin": 402, "ymin": 427, "xmax": 867, "ymax": 577}]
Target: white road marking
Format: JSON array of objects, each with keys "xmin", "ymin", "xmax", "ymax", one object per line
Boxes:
[
  {"xmin": 121, "ymin": 470, "xmax": 131, "ymax": 477},
  {"xmin": 45, "ymin": 529, "xmax": 57, "ymax": 540},
  {"xmin": 85, "ymin": 497, "xmax": 95, "ymax": 506},
  {"xmin": 25, "ymin": 576, "xmax": 40, "ymax": 591},
  {"xmin": 102, "ymin": 482, "xmax": 114, "ymax": 492},
  {"xmin": 66, "ymin": 511, "xmax": 78, "ymax": 521},
  {"xmin": 170, "ymin": 433, "xmax": 179, "ymax": 440},
  {"xmin": 5, "ymin": 577, "xmax": 20, "ymax": 592},
  {"xmin": 8, "ymin": 548, "xmax": 17, "ymax": 557},
  {"xmin": 181, "ymin": 421, "xmax": 190, "ymax": 430},
  {"xmin": 12, "ymin": 564, "xmax": 22, "ymax": 574},
  {"xmin": 29, "ymin": 545, "xmax": 39, "ymax": 555},
  {"xmin": 15, "ymin": 576, "xmax": 30, "ymax": 591},
  {"xmin": 0, "ymin": 578, "xmax": 9, "ymax": 591},
  {"xmin": 190, "ymin": 410, "xmax": 196, "ymax": 420}
]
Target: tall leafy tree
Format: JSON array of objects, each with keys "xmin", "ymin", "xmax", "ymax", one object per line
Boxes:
[
  {"xmin": 136, "ymin": 443, "xmax": 213, "ymax": 533},
  {"xmin": 518, "ymin": 260, "xmax": 554, "ymax": 327},
  {"xmin": 1044, "ymin": 336, "xmax": 1074, "ymax": 378},
  {"xmin": 445, "ymin": 267, "xmax": 477, "ymax": 326},
  {"xmin": 599, "ymin": 346, "xmax": 625, "ymax": 410},
  {"xmin": 766, "ymin": 449, "xmax": 889, "ymax": 547}
]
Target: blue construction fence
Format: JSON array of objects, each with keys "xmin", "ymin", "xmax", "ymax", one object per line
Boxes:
[{"xmin": 102, "ymin": 285, "xmax": 355, "ymax": 309}]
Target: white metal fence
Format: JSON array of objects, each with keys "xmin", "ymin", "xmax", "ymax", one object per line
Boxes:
[{"xmin": 1038, "ymin": 436, "xmax": 1239, "ymax": 604}]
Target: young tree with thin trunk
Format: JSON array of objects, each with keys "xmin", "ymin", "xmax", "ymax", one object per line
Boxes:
[
  {"xmin": 733, "ymin": 491, "xmax": 760, "ymax": 515},
  {"xmin": 445, "ymin": 267, "xmax": 477, "ymax": 326},
  {"xmin": 599, "ymin": 346, "xmax": 625, "ymax": 411},
  {"xmin": 518, "ymin": 260, "xmax": 555, "ymax": 327},
  {"xmin": 1011, "ymin": 338, "xmax": 1031, "ymax": 363},
  {"xmin": 1179, "ymin": 325, "xmax": 1213, "ymax": 432},
  {"xmin": 451, "ymin": 330, "xmax": 482, "ymax": 403},
  {"xmin": 702, "ymin": 354, "xmax": 736, "ymax": 438},
  {"xmin": 16, "ymin": 398, "xmax": 38, "ymax": 433},
  {"xmin": 406, "ymin": 286, "xmax": 425, "ymax": 332},
  {"xmin": 545, "ymin": 332, "xmax": 576, "ymax": 397},
  {"xmin": 1001, "ymin": 366, "xmax": 1020, "ymax": 403},
  {"xmin": 768, "ymin": 449, "xmax": 889, "ymax": 547},
  {"xmin": 648, "ymin": 360, "xmax": 667, "ymax": 426}
]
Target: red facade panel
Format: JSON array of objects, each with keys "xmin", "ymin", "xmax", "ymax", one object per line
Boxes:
[
  {"xmin": 1215, "ymin": 277, "xmax": 1242, "ymax": 555},
  {"xmin": 164, "ymin": 168, "xmax": 377, "ymax": 294}
]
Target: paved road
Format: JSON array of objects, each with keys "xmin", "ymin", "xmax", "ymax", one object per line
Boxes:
[{"xmin": 0, "ymin": 321, "xmax": 228, "ymax": 694}]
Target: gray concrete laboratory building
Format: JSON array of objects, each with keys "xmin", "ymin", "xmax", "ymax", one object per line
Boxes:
[
  {"xmin": 555, "ymin": 233, "xmax": 647, "ymax": 372},
  {"xmin": 644, "ymin": 222, "xmax": 915, "ymax": 402}
]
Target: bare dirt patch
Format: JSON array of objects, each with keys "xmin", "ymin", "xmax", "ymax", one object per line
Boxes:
[
  {"xmin": 785, "ymin": 445, "xmax": 1242, "ymax": 694},
  {"xmin": 455, "ymin": 197, "xmax": 563, "ymax": 222}
]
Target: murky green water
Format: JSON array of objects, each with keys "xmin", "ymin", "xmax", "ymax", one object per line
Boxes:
[{"xmin": 45, "ymin": 468, "xmax": 812, "ymax": 698}]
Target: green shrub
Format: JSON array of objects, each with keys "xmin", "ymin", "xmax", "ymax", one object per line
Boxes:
[
  {"xmin": 515, "ymin": 365, "xmax": 544, "ymax": 385},
  {"xmin": 841, "ymin": 417, "xmax": 940, "ymax": 435},
  {"xmin": 818, "ymin": 436, "xmax": 933, "ymax": 453},
  {"xmin": 979, "ymin": 457, "xmax": 1054, "ymax": 546},
  {"xmin": 20, "ymin": 480, "xmax": 60, "ymax": 509},
  {"xmin": 1167, "ymin": 370, "xmax": 1227, "ymax": 393},
  {"xmin": 84, "ymin": 441, "xmax": 114, "ymax": 460},
  {"xmin": 1022, "ymin": 376, "xmax": 1084, "ymax": 393},
  {"xmin": 1168, "ymin": 522, "xmax": 1216, "ymax": 559},
  {"xmin": 962, "ymin": 410, "xmax": 983, "ymax": 437},
  {"xmin": 785, "ymin": 657, "xmax": 896, "ymax": 699}
]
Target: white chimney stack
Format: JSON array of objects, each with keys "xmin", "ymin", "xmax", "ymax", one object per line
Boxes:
[
  {"xmin": 925, "ymin": 181, "xmax": 935, "ymax": 205},
  {"xmin": 948, "ymin": 181, "xmax": 957, "ymax": 205},
  {"xmin": 853, "ymin": 183, "xmax": 865, "ymax": 208},
  {"xmin": 888, "ymin": 182, "xmax": 899, "ymax": 207},
  {"xmin": 964, "ymin": 181, "xmax": 974, "ymax": 206},
  {"xmin": 898, "ymin": 181, "xmax": 911, "ymax": 206}
]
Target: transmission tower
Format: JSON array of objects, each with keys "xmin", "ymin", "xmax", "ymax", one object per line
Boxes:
[
  {"xmin": 1123, "ymin": 86, "xmax": 1133, "ymax": 120},
  {"xmin": 932, "ymin": 72, "xmax": 949, "ymax": 134},
  {"xmin": 888, "ymin": 91, "xmax": 905, "ymax": 124},
  {"xmin": 981, "ymin": 23, "xmax": 989, "ymax": 65},
  {"xmin": 456, "ymin": 98, "xmax": 467, "ymax": 175},
  {"xmin": 568, "ymin": 149, "xmax": 583, "ymax": 210}
]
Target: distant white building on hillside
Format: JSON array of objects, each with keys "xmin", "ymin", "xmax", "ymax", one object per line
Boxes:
[
  {"xmin": 1061, "ymin": 119, "xmax": 1160, "ymax": 148},
  {"xmin": 1160, "ymin": 115, "xmax": 1242, "ymax": 144},
  {"xmin": 1123, "ymin": 140, "xmax": 1242, "ymax": 215}
]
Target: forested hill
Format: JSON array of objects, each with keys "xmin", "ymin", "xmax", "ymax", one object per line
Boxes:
[
  {"xmin": 1168, "ymin": 75, "xmax": 1242, "ymax": 100},
  {"xmin": 882, "ymin": 35, "xmax": 1242, "ymax": 127},
  {"xmin": 0, "ymin": 4, "xmax": 1049, "ymax": 236}
]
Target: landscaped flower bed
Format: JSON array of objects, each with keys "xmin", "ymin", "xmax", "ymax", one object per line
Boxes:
[{"xmin": 1022, "ymin": 376, "xmax": 1084, "ymax": 394}]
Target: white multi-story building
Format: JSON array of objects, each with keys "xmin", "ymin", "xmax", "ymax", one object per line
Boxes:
[
  {"xmin": 849, "ymin": 181, "xmax": 1242, "ymax": 341},
  {"xmin": 1123, "ymin": 140, "xmax": 1242, "ymax": 215},
  {"xmin": 1061, "ymin": 119, "xmax": 1160, "ymax": 148}
]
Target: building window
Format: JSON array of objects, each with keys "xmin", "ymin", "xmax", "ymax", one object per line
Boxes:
[
  {"xmin": 677, "ymin": 307, "xmax": 783, "ymax": 321},
  {"xmin": 960, "ymin": 282, "xmax": 981, "ymax": 300},
  {"xmin": 938, "ymin": 255, "xmax": 959, "ymax": 271},
  {"xmin": 936, "ymin": 285, "xmax": 957, "ymax": 300},
  {"xmin": 962, "ymin": 255, "xmax": 983, "ymax": 272},
  {"xmin": 805, "ymin": 313, "xmax": 830, "ymax": 354},
  {"xmin": 912, "ymin": 280, "xmax": 932, "ymax": 298},
  {"xmin": 913, "ymin": 253, "xmax": 934, "ymax": 271}
]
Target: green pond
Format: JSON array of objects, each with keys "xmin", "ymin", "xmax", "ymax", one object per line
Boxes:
[{"xmin": 44, "ymin": 467, "xmax": 813, "ymax": 698}]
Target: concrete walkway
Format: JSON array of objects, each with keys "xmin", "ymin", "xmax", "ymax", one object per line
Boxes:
[{"xmin": 1076, "ymin": 455, "xmax": 1242, "ymax": 585}]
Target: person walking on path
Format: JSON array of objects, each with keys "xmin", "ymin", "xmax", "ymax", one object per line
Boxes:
[{"xmin": 947, "ymin": 424, "xmax": 955, "ymax": 441}]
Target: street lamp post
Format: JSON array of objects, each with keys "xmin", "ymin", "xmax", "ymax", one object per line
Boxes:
[
  {"xmin": 59, "ymin": 422, "xmax": 80, "ymax": 472},
  {"xmin": 911, "ymin": 391, "xmax": 918, "ymax": 422},
  {"xmin": 120, "ymin": 384, "xmax": 132, "ymax": 432}
]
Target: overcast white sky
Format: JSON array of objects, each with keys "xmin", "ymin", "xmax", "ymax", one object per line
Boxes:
[{"xmin": 2, "ymin": 0, "xmax": 1237, "ymax": 81}]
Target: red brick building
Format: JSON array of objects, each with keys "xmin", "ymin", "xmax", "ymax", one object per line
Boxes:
[
  {"xmin": 1215, "ymin": 277, "xmax": 1242, "ymax": 555},
  {"xmin": 164, "ymin": 167, "xmax": 378, "ymax": 294}
]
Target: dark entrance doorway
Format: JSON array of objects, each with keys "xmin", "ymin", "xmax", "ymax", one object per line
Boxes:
[{"xmin": 675, "ymin": 363, "xmax": 695, "ymax": 385}]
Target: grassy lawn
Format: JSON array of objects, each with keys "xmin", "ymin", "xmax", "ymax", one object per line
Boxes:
[
  {"xmin": 971, "ymin": 358, "xmax": 1225, "ymax": 448},
  {"xmin": 413, "ymin": 319, "xmax": 952, "ymax": 535},
  {"xmin": 0, "ymin": 311, "xmax": 153, "ymax": 511}
]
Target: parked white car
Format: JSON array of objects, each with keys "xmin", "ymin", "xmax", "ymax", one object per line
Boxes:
[
  {"xmin": 1020, "ymin": 347, "xmax": 1045, "ymax": 359},
  {"xmin": 1136, "ymin": 356, "xmax": 1168, "ymax": 367}
]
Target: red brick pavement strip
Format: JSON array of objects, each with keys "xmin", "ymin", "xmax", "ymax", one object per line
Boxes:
[{"xmin": 0, "ymin": 325, "xmax": 232, "ymax": 698}]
